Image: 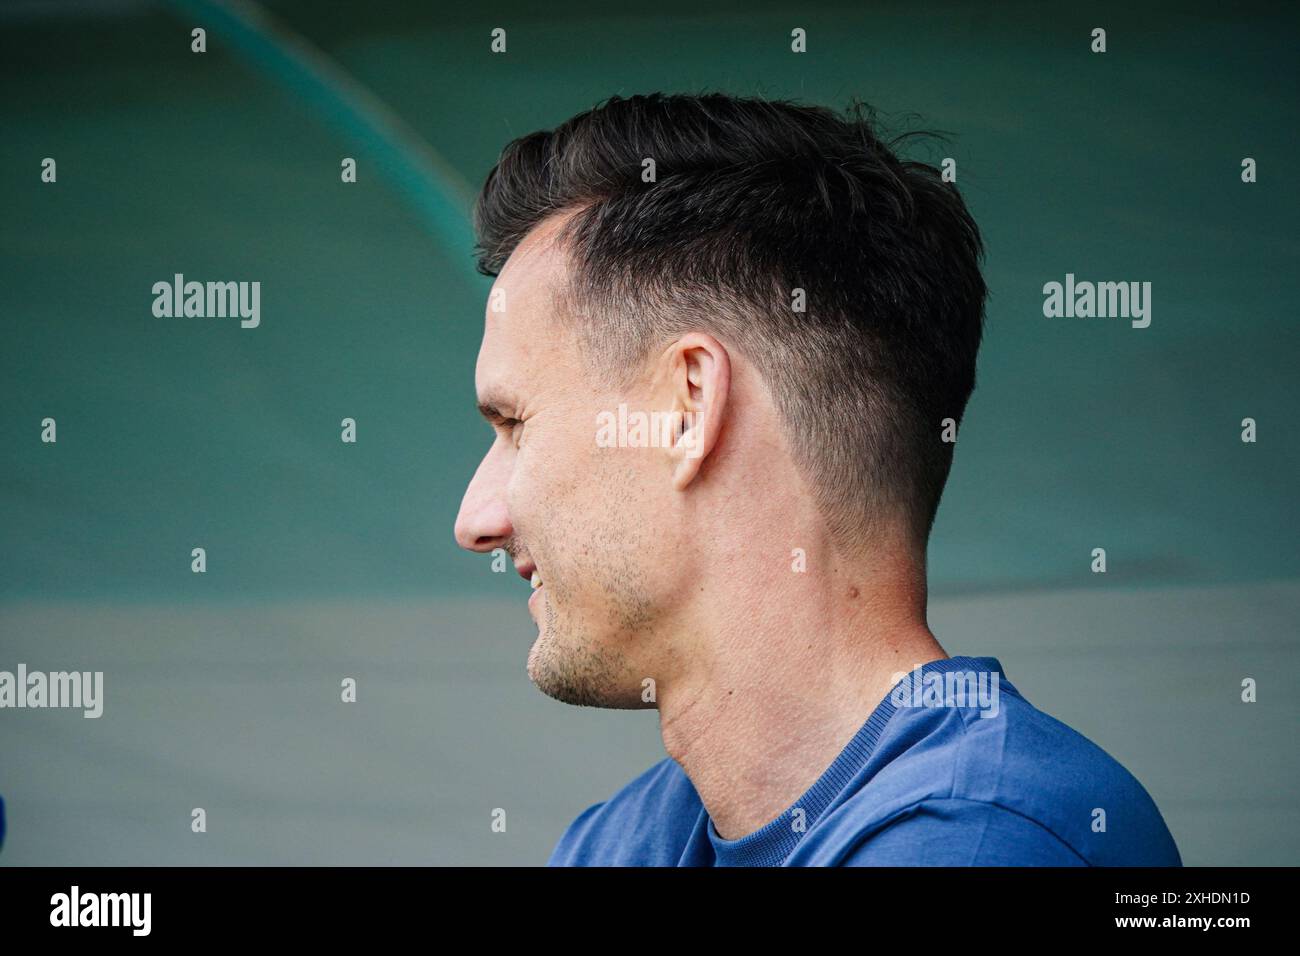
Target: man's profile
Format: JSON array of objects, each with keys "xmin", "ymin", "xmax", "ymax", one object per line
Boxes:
[{"xmin": 453, "ymin": 92, "xmax": 1181, "ymax": 866}]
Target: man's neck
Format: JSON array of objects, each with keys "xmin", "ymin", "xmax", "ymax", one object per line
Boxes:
[{"xmin": 655, "ymin": 555, "xmax": 946, "ymax": 840}]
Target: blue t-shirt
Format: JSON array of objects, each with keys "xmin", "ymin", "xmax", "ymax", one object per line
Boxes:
[{"xmin": 548, "ymin": 655, "xmax": 1182, "ymax": 866}]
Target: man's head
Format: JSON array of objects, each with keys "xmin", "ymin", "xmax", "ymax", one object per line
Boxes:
[{"xmin": 454, "ymin": 93, "xmax": 986, "ymax": 708}]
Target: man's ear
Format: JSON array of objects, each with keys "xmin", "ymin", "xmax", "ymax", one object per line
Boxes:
[{"xmin": 666, "ymin": 333, "xmax": 730, "ymax": 491}]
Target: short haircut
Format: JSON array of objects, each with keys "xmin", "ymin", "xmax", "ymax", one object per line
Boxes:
[{"xmin": 473, "ymin": 92, "xmax": 987, "ymax": 549}]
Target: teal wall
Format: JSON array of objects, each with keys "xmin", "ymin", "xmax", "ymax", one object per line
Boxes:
[{"xmin": 3, "ymin": 0, "xmax": 1296, "ymax": 601}]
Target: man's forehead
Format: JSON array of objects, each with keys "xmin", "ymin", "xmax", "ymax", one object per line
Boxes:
[
  {"xmin": 477, "ymin": 212, "xmax": 577, "ymax": 403},
  {"xmin": 494, "ymin": 209, "xmax": 576, "ymax": 292},
  {"xmin": 483, "ymin": 219, "xmax": 570, "ymax": 336},
  {"xmin": 475, "ymin": 345, "xmax": 527, "ymax": 414}
]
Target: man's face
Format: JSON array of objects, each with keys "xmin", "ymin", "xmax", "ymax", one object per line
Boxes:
[{"xmin": 454, "ymin": 219, "xmax": 682, "ymax": 709}]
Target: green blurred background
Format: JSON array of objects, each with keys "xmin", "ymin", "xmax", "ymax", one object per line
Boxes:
[{"xmin": 1, "ymin": 0, "xmax": 1296, "ymax": 864}]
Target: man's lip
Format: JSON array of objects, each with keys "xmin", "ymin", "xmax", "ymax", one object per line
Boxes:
[{"xmin": 515, "ymin": 562, "xmax": 535, "ymax": 583}]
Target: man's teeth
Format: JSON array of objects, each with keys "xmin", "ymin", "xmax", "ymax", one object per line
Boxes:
[{"xmin": 530, "ymin": 571, "xmax": 542, "ymax": 589}]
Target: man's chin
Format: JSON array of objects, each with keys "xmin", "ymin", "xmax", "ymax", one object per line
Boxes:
[{"xmin": 525, "ymin": 628, "xmax": 644, "ymax": 709}]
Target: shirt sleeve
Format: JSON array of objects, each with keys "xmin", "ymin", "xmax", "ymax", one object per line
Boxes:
[{"xmin": 839, "ymin": 798, "xmax": 1089, "ymax": 866}]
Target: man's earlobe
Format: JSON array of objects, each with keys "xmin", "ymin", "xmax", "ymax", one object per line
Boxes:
[{"xmin": 675, "ymin": 409, "xmax": 706, "ymax": 461}]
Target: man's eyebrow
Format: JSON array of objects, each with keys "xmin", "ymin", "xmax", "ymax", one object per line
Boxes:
[
  {"xmin": 476, "ymin": 391, "xmax": 520, "ymax": 423},
  {"xmin": 477, "ymin": 403, "xmax": 510, "ymax": 424}
]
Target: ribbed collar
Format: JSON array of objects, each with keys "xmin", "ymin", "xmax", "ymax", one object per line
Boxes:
[{"xmin": 706, "ymin": 655, "xmax": 1006, "ymax": 866}]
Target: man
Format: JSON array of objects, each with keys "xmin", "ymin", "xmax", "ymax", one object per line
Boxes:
[{"xmin": 454, "ymin": 93, "xmax": 1181, "ymax": 866}]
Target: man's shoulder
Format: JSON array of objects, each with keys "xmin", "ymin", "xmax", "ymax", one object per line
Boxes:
[
  {"xmin": 959, "ymin": 683, "xmax": 1181, "ymax": 864},
  {"xmin": 546, "ymin": 757, "xmax": 702, "ymax": 866},
  {"xmin": 801, "ymin": 681, "xmax": 1182, "ymax": 866}
]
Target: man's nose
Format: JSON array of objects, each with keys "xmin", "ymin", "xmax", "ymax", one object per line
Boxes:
[{"xmin": 454, "ymin": 444, "xmax": 513, "ymax": 553}]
